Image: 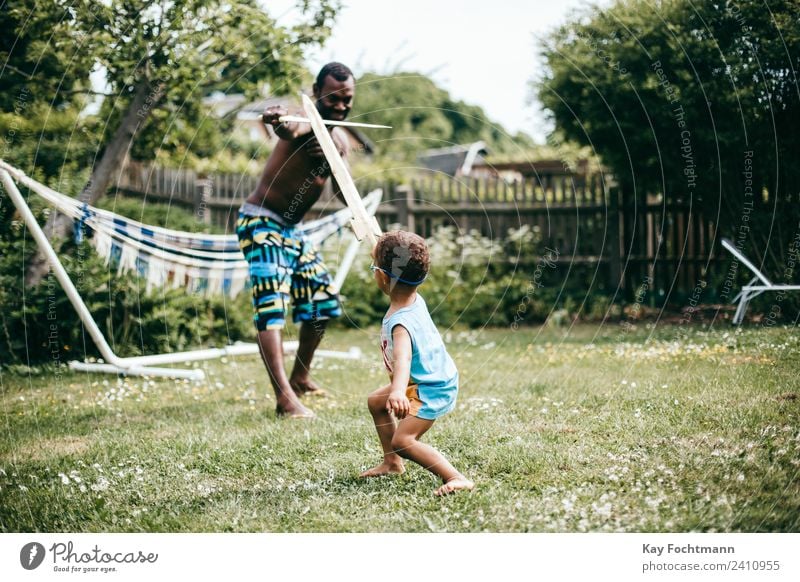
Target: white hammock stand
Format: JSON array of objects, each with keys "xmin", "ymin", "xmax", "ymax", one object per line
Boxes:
[{"xmin": 0, "ymin": 160, "xmax": 380, "ymax": 380}]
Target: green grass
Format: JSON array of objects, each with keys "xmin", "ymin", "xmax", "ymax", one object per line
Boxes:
[{"xmin": 1, "ymin": 323, "xmax": 798, "ymax": 532}]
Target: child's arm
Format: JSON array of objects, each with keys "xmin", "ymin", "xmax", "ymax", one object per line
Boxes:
[{"xmin": 386, "ymin": 324, "xmax": 412, "ymax": 419}]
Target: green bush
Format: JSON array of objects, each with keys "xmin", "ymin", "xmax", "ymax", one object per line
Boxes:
[
  {"xmin": 96, "ymin": 193, "xmax": 225, "ymax": 235},
  {"xmin": 0, "ymin": 189, "xmax": 252, "ymax": 367},
  {"xmin": 332, "ymin": 225, "xmax": 593, "ymax": 329}
]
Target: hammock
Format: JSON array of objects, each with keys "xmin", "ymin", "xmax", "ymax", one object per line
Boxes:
[
  {"xmin": 0, "ymin": 159, "xmax": 381, "ymax": 379},
  {"xmin": 0, "ymin": 159, "xmax": 380, "ymax": 298}
]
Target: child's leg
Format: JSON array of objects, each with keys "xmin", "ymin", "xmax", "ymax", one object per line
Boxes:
[
  {"xmin": 391, "ymin": 416, "xmax": 474, "ymax": 495},
  {"xmin": 361, "ymin": 384, "xmax": 405, "ymax": 477}
]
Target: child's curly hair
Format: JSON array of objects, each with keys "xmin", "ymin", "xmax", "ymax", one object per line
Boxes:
[{"xmin": 374, "ymin": 230, "xmax": 430, "ymax": 286}]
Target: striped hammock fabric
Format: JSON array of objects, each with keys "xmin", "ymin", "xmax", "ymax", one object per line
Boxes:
[{"xmin": 0, "ymin": 160, "xmax": 381, "ymax": 297}]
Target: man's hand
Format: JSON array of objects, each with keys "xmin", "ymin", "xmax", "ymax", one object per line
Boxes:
[
  {"xmin": 304, "ymin": 135, "xmax": 325, "ymax": 158},
  {"xmin": 262, "ymin": 105, "xmax": 301, "ymax": 140},
  {"xmin": 304, "ymin": 128, "xmax": 345, "ymax": 160},
  {"xmin": 261, "ymin": 105, "xmax": 288, "ymax": 129},
  {"xmin": 386, "ymin": 390, "xmax": 410, "ymax": 419}
]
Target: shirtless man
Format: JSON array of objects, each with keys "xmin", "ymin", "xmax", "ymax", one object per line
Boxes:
[{"xmin": 236, "ymin": 62, "xmax": 355, "ymax": 418}]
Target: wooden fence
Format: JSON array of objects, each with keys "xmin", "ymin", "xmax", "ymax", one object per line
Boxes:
[{"xmin": 115, "ymin": 162, "xmax": 722, "ymax": 301}]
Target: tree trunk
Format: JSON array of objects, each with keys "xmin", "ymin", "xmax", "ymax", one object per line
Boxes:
[{"xmin": 25, "ymin": 79, "xmax": 163, "ymax": 287}]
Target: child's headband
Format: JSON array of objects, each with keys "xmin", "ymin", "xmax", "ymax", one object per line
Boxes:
[{"xmin": 372, "ymin": 265, "xmax": 427, "ymax": 286}]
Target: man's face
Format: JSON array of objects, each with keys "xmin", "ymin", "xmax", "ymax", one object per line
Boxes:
[{"xmin": 314, "ymin": 75, "xmax": 355, "ymax": 121}]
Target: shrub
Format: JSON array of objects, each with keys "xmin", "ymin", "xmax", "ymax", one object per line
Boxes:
[
  {"xmin": 0, "ymin": 189, "xmax": 252, "ymax": 367},
  {"xmin": 332, "ymin": 224, "xmax": 585, "ymax": 329}
]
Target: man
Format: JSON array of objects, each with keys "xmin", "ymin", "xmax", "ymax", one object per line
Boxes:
[{"xmin": 236, "ymin": 62, "xmax": 355, "ymax": 418}]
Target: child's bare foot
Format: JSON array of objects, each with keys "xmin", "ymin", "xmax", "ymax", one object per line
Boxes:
[
  {"xmin": 360, "ymin": 461, "xmax": 405, "ymax": 478},
  {"xmin": 290, "ymin": 377, "xmax": 327, "ymax": 398},
  {"xmin": 276, "ymin": 400, "xmax": 315, "ymax": 419},
  {"xmin": 435, "ymin": 476, "xmax": 474, "ymax": 496}
]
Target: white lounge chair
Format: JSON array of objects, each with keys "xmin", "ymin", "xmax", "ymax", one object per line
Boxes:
[{"xmin": 721, "ymin": 238, "xmax": 800, "ymax": 324}]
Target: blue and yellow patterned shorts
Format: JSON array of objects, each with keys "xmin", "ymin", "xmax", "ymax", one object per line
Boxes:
[{"xmin": 236, "ymin": 212, "xmax": 341, "ymax": 331}]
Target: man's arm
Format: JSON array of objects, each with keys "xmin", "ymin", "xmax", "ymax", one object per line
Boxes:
[{"xmin": 386, "ymin": 324, "xmax": 412, "ymax": 419}]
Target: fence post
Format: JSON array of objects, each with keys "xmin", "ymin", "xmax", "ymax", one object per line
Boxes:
[
  {"xmin": 608, "ymin": 184, "xmax": 623, "ymax": 293},
  {"xmin": 394, "ymin": 184, "xmax": 415, "ymax": 232},
  {"xmin": 195, "ymin": 177, "xmax": 213, "ymax": 225}
]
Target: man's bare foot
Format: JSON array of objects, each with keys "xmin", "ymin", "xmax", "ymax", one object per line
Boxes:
[
  {"xmin": 289, "ymin": 377, "xmax": 327, "ymax": 398},
  {"xmin": 434, "ymin": 476, "xmax": 474, "ymax": 496},
  {"xmin": 275, "ymin": 401, "xmax": 316, "ymax": 419},
  {"xmin": 360, "ymin": 461, "xmax": 405, "ymax": 478}
]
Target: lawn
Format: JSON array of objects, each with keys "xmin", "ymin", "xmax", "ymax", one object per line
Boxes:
[{"xmin": 1, "ymin": 323, "xmax": 798, "ymax": 532}]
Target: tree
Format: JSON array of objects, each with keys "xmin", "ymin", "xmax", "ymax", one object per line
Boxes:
[
  {"xmin": 352, "ymin": 72, "xmax": 534, "ymax": 162},
  {"xmin": 536, "ymin": 0, "xmax": 800, "ymax": 276},
  {"xmin": 1, "ymin": 1, "xmax": 101, "ymax": 183},
  {"xmin": 13, "ymin": 0, "xmax": 338, "ymax": 285}
]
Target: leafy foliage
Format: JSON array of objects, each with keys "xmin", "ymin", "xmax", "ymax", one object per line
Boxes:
[
  {"xmin": 351, "ymin": 72, "xmax": 535, "ymax": 164},
  {"xmin": 1, "ymin": 0, "xmax": 338, "ymax": 179},
  {"xmin": 334, "ymin": 225, "xmax": 612, "ymax": 329},
  {"xmin": 0, "ymin": 0, "xmax": 95, "ymax": 112},
  {"xmin": 535, "ymin": 0, "xmax": 800, "ymax": 283},
  {"xmin": 94, "ymin": 194, "xmax": 225, "ymax": 235},
  {"xmin": 1, "ymin": 0, "xmax": 340, "ymax": 361},
  {"xmin": 0, "ymin": 189, "xmax": 251, "ymax": 365}
]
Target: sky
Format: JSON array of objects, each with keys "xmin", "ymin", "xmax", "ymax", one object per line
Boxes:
[{"xmin": 271, "ymin": 0, "xmax": 601, "ymax": 143}]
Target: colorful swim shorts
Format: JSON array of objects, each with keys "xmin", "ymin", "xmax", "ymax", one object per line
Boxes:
[{"xmin": 236, "ymin": 209, "xmax": 341, "ymax": 331}]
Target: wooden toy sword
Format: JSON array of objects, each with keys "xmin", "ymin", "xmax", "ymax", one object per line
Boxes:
[{"xmin": 301, "ymin": 94, "xmax": 382, "ymax": 247}]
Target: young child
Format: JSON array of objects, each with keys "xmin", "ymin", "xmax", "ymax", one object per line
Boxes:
[{"xmin": 360, "ymin": 230, "xmax": 474, "ymax": 496}]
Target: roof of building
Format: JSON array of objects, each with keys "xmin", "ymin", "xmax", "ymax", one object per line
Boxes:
[
  {"xmin": 472, "ymin": 158, "xmax": 589, "ymax": 176},
  {"xmin": 416, "ymin": 141, "xmax": 489, "ymax": 176}
]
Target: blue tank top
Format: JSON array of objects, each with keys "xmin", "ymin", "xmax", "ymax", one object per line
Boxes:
[{"xmin": 380, "ymin": 294, "xmax": 458, "ymax": 389}]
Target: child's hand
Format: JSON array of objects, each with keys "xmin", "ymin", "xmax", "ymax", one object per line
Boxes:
[{"xmin": 386, "ymin": 391, "xmax": 410, "ymax": 419}]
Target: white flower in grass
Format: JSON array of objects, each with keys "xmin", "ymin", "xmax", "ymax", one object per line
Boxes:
[
  {"xmin": 58, "ymin": 473, "xmax": 70, "ymax": 485},
  {"xmin": 592, "ymin": 501, "xmax": 612, "ymax": 518},
  {"xmin": 90, "ymin": 477, "xmax": 110, "ymax": 492},
  {"xmin": 197, "ymin": 483, "xmax": 215, "ymax": 497}
]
